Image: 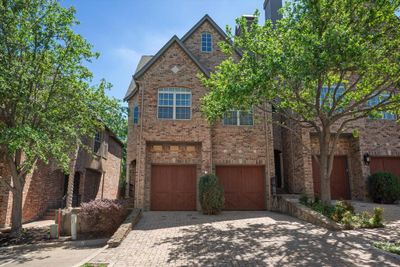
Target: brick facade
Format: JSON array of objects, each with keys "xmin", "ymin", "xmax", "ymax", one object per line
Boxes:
[
  {"xmin": 277, "ymin": 117, "xmax": 400, "ymax": 200},
  {"xmin": 0, "ymin": 128, "xmax": 123, "ymax": 227},
  {"xmin": 126, "ymin": 16, "xmax": 274, "ymax": 211}
]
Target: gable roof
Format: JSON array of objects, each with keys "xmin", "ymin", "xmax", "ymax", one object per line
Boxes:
[
  {"xmin": 133, "ymin": 35, "xmax": 210, "ymax": 80},
  {"xmin": 124, "ymin": 56, "xmax": 153, "ymax": 101},
  {"xmin": 181, "ymin": 14, "xmax": 229, "ymax": 42},
  {"xmin": 181, "ymin": 14, "xmax": 242, "ymax": 57}
]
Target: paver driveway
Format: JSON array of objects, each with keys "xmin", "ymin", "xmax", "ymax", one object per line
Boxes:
[{"xmin": 91, "ymin": 211, "xmax": 400, "ymax": 266}]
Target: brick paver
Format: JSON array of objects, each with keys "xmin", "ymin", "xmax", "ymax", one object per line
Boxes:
[{"xmin": 90, "ymin": 211, "xmax": 400, "ymax": 266}]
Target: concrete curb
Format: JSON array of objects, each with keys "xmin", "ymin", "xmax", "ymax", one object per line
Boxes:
[
  {"xmin": 107, "ymin": 208, "xmax": 142, "ymax": 248},
  {"xmin": 0, "ymin": 238, "xmax": 108, "ymax": 252},
  {"xmin": 72, "ymin": 244, "xmax": 109, "ymax": 267}
]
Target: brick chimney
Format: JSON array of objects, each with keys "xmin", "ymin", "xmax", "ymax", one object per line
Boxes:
[
  {"xmin": 264, "ymin": 0, "xmax": 282, "ymax": 24},
  {"xmin": 235, "ymin": 15, "xmax": 256, "ymax": 36}
]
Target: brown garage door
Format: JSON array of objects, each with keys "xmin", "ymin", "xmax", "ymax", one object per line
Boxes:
[
  {"xmin": 370, "ymin": 157, "xmax": 400, "ymax": 178},
  {"xmin": 216, "ymin": 166, "xmax": 265, "ymax": 210},
  {"xmin": 312, "ymin": 156, "xmax": 350, "ymax": 200},
  {"xmin": 151, "ymin": 165, "xmax": 196, "ymax": 211}
]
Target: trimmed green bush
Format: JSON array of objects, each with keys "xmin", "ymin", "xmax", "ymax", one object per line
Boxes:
[
  {"xmin": 368, "ymin": 172, "xmax": 400, "ymax": 204},
  {"xmin": 199, "ymin": 174, "xmax": 224, "ymax": 215}
]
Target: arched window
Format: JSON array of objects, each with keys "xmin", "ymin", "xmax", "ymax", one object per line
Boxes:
[
  {"xmin": 133, "ymin": 105, "xmax": 139, "ymax": 124},
  {"xmin": 158, "ymin": 88, "xmax": 192, "ymax": 120},
  {"xmin": 201, "ymin": 32, "xmax": 212, "ymax": 52}
]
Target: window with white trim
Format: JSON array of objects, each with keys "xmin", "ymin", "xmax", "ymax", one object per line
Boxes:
[
  {"xmin": 201, "ymin": 32, "xmax": 212, "ymax": 52},
  {"xmin": 158, "ymin": 88, "xmax": 192, "ymax": 120},
  {"xmin": 368, "ymin": 93, "xmax": 396, "ymax": 120},
  {"xmin": 223, "ymin": 110, "xmax": 254, "ymax": 126}
]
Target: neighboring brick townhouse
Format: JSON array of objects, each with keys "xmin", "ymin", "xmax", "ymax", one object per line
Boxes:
[
  {"xmin": 125, "ymin": 0, "xmax": 400, "ymax": 211},
  {"xmin": 0, "ymin": 128, "xmax": 123, "ymax": 227}
]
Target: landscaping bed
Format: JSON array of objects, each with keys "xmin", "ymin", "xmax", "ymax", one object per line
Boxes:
[
  {"xmin": 299, "ymin": 195, "xmax": 384, "ymax": 229},
  {"xmin": 374, "ymin": 241, "xmax": 400, "ymax": 256},
  {"xmin": 0, "ymin": 227, "xmax": 51, "ymax": 247}
]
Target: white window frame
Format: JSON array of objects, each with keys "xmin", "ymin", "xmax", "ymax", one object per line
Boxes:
[
  {"xmin": 368, "ymin": 92, "xmax": 397, "ymax": 120},
  {"xmin": 157, "ymin": 88, "xmax": 192, "ymax": 120},
  {"xmin": 93, "ymin": 131, "xmax": 102, "ymax": 154},
  {"xmin": 200, "ymin": 32, "xmax": 213, "ymax": 53},
  {"xmin": 223, "ymin": 109, "xmax": 254, "ymax": 126}
]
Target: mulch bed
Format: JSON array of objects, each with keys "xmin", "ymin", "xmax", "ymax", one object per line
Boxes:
[{"xmin": 0, "ymin": 227, "xmax": 52, "ymax": 247}]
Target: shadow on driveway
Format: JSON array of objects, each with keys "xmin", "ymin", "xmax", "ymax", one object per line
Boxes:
[{"xmin": 91, "ymin": 211, "xmax": 400, "ymax": 266}]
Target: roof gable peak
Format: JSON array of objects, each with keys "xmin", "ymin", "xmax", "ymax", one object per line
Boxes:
[
  {"xmin": 181, "ymin": 14, "xmax": 228, "ymax": 42},
  {"xmin": 133, "ymin": 35, "xmax": 209, "ymax": 80}
]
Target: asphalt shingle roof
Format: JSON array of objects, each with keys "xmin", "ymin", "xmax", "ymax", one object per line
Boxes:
[{"xmin": 123, "ymin": 56, "xmax": 153, "ymax": 101}]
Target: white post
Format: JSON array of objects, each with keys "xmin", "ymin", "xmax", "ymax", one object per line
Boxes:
[{"xmin": 71, "ymin": 213, "xmax": 77, "ymax": 240}]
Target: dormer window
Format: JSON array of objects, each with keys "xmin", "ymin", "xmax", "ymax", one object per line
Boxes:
[{"xmin": 201, "ymin": 32, "xmax": 212, "ymax": 52}]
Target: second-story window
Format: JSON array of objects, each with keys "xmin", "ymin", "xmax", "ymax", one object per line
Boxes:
[
  {"xmin": 133, "ymin": 105, "xmax": 139, "ymax": 124},
  {"xmin": 223, "ymin": 110, "xmax": 254, "ymax": 126},
  {"xmin": 320, "ymin": 85, "xmax": 344, "ymax": 107},
  {"xmin": 201, "ymin": 32, "xmax": 212, "ymax": 52},
  {"xmin": 368, "ymin": 93, "xmax": 396, "ymax": 120},
  {"xmin": 93, "ymin": 132, "xmax": 102, "ymax": 154},
  {"xmin": 158, "ymin": 88, "xmax": 192, "ymax": 120}
]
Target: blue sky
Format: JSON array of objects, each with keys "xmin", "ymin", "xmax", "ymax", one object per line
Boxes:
[{"xmin": 60, "ymin": 0, "xmax": 269, "ymax": 102}]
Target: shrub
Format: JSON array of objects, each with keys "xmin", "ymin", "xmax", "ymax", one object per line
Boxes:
[
  {"xmin": 299, "ymin": 194, "xmax": 309, "ymax": 206},
  {"xmin": 341, "ymin": 210, "xmax": 355, "ymax": 229},
  {"xmin": 331, "ymin": 201, "xmax": 355, "ymax": 222},
  {"xmin": 368, "ymin": 172, "xmax": 400, "ymax": 204},
  {"xmin": 199, "ymin": 174, "xmax": 224, "ymax": 215},
  {"xmin": 374, "ymin": 241, "xmax": 400, "ymax": 255},
  {"xmin": 298, "ymin": 196, "xmax": 383, "ymax": 229},
  {"xmin": 80, "ymin": 199, "xmax": 128, "ymax": 237},
  {"xmin": 371, "ymin": 207, "xmax": 384, "ymax": 227}
]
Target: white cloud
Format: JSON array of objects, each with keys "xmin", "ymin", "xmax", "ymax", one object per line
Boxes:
[{"xmin": 112, "ymin": 47, "xmax": 141, "ymax": 67}]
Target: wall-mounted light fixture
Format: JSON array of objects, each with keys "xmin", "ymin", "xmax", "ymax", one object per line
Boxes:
[{"xmin": 363, "ymin": 153, "xmax": 370, "ymax": 165}]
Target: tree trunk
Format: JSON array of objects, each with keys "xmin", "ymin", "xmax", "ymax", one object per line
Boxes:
[
  {"xmin": 10, "ymin": 177, "xmax": 24, "ymax": 237},
  {"xmin": 319, "ymin": 129, "xmax": 332, "ymax": 204},
  {"xmin": 66, "ymin": 144, "xmax": 80, "ymax": 208}
]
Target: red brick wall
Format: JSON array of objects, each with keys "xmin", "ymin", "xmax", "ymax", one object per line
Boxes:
[{"xmin": 126, "ymin": 19, "xmax": 274, "ymax": 211}]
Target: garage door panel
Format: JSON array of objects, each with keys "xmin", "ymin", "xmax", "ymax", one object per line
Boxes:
[
  {"xmin": 151, "ymin": 165, "xmax": 196, "ymax": 211},
  {"xmin": 370, "ymin": 157, "xmax": 400, "ymax": 179},
  {"xmin": 216, "ymin": 166, "xmax": 265, "ymax": 210},
  {"xmin": 242, "ymin": 193, "xmax": 265, "ymax": 210},
  {"xmin": 223, "ymin": 193, "xmax": 241, "ymax": 210},
  {"xmin": 242, "ymin": 167, "xmax": 264, "ymax": 192},
  {"xmin": 175, "ymin": 192, "xmax": 196, "ymax": 208},
  {"xmin": 217, "ymin": 167, "xmax": 242, "ymax": 192}
]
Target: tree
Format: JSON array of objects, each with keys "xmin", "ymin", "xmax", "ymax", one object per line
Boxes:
[
  {"xmin": 201, "ymin": 0, "xmax": 400, "ymax": 204},
  {"xmin": 0, "ymin": 0, "xmax": 121, "ymax": 235}
]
